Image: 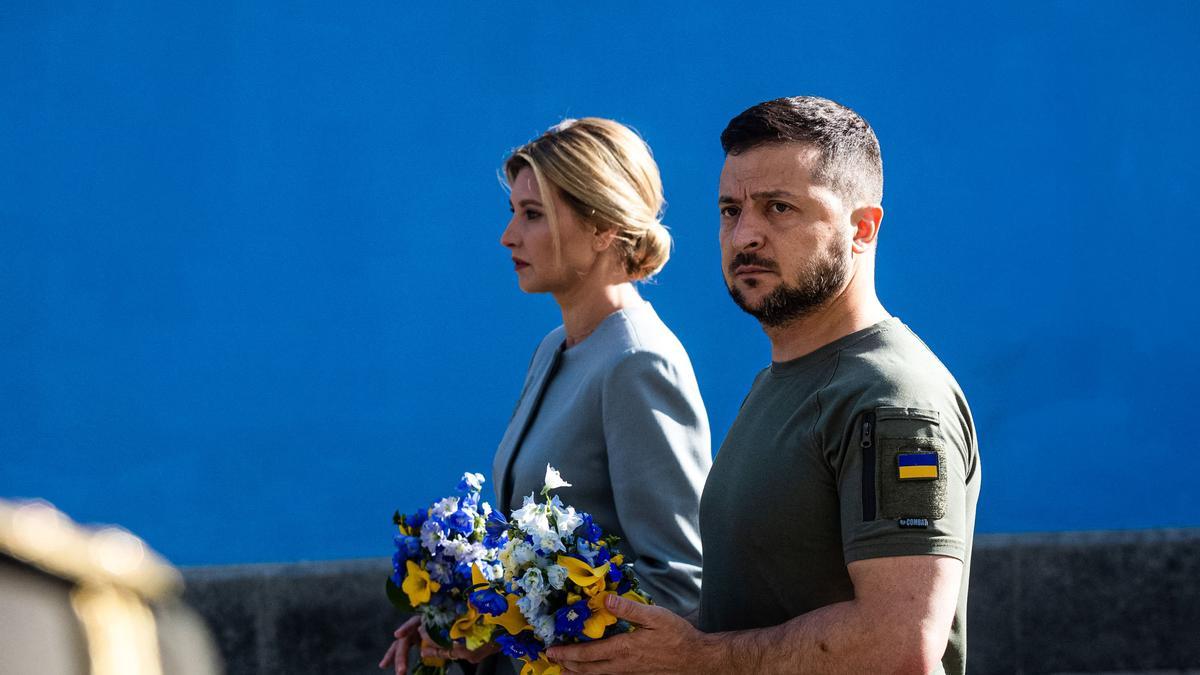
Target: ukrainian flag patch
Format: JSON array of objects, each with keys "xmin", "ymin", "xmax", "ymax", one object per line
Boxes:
[{"xmin": 897, "ymin": 452, "xmax": 939, "ymax": 480}]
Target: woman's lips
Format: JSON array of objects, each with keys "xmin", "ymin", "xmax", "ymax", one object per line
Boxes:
[{"xmin": 512, "ymin": 257, "xmax": 530, "ymax": 271}]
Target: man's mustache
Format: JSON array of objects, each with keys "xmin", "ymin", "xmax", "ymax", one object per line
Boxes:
[{"xmin": 728, "ymin": 252, "xmax": 780, "ymax": 275}]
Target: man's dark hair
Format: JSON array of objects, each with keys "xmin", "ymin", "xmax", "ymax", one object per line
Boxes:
[{"xmin": 721, "ymin": 96, "xmax": 883, "ymax": 205}]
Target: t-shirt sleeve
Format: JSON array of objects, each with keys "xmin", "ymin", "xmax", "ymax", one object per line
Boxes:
[
  {"xmin": 836, "ymin": 404, "xmax": 971, "ymax": 564},
  {"xmin": 601, "ymin": 349, "xmax": 711, "ymax": 615}
]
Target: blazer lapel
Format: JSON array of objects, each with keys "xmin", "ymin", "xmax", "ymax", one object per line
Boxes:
[{"xmin": 495, "ymin": 343, "xmax": 564, "ymax": 509}]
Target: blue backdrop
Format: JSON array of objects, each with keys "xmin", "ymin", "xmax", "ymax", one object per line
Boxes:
[{"xmin": 3, "ymin": 2, "xmax": 1198, "ymax": 565}]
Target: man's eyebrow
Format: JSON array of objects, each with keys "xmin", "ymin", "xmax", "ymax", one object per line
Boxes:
[
  {"xmin": 718, "ymin": 195, "xmax": 739, "ymax": 205},
  {"xmin": 751, "ymin": 190, "xmax": 802, "ymax": 201}
]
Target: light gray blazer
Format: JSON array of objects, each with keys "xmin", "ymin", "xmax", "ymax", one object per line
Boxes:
[{"xmin": 493, "ymin": 302, "xmax": 711, "ymax": 615}]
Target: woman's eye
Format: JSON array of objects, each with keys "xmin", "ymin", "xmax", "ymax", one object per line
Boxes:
[{"xmin": 525, "ymin": 209, "xmax": 542, "ymax": 220}]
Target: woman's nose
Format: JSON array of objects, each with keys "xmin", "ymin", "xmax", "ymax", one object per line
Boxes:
[{"xmin": 500, "ymin": 218, "xmax": 518, "ymax": 248}]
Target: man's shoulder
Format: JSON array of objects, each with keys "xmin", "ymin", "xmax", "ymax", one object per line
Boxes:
[{"xmin": 822, "ymin": 319, "xmax": 968, "ymax": 416}]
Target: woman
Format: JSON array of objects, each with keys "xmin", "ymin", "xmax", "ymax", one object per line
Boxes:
[{"xmin": 381, "ymin": 118, "xmax": 711, "ymax": 675}]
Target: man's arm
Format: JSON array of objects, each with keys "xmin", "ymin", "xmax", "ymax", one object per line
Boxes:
[{"xmin": 548, "ymin": 554, "xmax": 961, "ymax": 675}]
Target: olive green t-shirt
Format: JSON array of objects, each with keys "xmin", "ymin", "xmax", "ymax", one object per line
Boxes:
[{"xmin": 698, "ymin": 318, "xmax": 980, "ymax": 675}]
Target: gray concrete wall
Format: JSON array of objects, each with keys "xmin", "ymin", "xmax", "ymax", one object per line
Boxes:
[{"xmin": 181, "ymin": 529, "xmax": 1200, "ymax": 675}]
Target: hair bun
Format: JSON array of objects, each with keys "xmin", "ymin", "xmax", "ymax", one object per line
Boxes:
[{"xmin": 629, "ymin": 220, "xmax": 671, "ymax": 280}]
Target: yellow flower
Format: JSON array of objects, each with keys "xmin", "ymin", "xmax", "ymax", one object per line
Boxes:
[
  {"xmin": 481, "ymin": 592, "xmax": 530, "ymax": 635},
  {"xmin": 520, "ymin": 656, "xmax": 562, "ymax": 675},
  {"xmin": 401, "ymin": 560, "xmax": 440, "ymax": 607},
  {"xmin": 470, "ymin": 563, "xmax": 530, "ymax": 635},
  {"xmin": 470, "ymin": 562, "xmax": 486, "ymax": 589},
  {"xmin": 556, "ymin": 555, "xmax": 610, "ymax": 597},
  {"xmin": 421, "ymin": 655, "xmax": 447, "ymax": 668},
  {"xmin": 450, "ymin": 603, "xmax": 496, "ymax": 650},
  {"xmin": 450, "ymin": 603, "xmax": 491, "ymax": 648},
  {"xmin": 621, "ymin": 589, "xmax": 650, "ymax": 605},
  {"xmin": 583, "ymin": 592, "xmax": 618, "ymax": 639}
]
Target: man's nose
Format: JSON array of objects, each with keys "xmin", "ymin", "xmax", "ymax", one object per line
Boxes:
[{"xmin": 730, "ymin": 211, "xmax": 765, "ymax": 251}]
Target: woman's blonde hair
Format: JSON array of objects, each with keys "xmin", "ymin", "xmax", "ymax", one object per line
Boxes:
[{"xmin": 504, "ymin": 118, "xmax": 671, "ymax": 281}]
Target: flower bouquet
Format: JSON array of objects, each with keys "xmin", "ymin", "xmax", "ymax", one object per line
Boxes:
[
  {"xmin": 470, "ymin": 465, "xmax": 652, "ymax": 675},
  {"xmin": 386, "ymin": 472, "xmax": 508, "ymax": 675}
]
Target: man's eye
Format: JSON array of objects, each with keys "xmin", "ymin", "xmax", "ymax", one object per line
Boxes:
[
  {"xmin": 720, "ymin": 206, "xmax": 740, "ymax": 217},
  {"xmin": 770, "ymin": 202, "xmax": 791, "ymax": 214}
]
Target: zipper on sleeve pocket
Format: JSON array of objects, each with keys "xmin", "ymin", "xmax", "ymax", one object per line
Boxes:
[{"xmin": 861, "ymin": 411, "xmax": 877, "ymax": 521}]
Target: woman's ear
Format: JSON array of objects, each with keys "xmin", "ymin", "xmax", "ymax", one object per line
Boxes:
[{"xmin": 592, "ymin": 226, "xmax": 617, "ymax": 252}]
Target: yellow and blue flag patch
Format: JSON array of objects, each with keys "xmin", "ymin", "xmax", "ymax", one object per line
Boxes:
[{"xmin": 897, "ymin": 452, "xmax": 938, "ymax": 480}]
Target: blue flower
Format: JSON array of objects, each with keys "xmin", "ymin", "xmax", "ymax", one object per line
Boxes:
[
  {"xmin": 484, "ymin": 511, "xmax": 509, "ymax": 547},
  {"xmin": 390, "ymin": 551, "xmax": 405, "ymax": 586},
  {"xmin": 607, "ymin": 564, "xmax": 624, "ymax": 586},
  {"xmin": 554, "ymin": 600, "xmax": 591, "ymax": 638},
  {"xmin": 574, "ymin": 541, "xmax": 610, "ymax": 567},
  {"xmin": 578, "ymin": 514, "xmax": 603, "ymax": 543},
  {"xmin": 470, "ymin": 587, "xmax": 509, "ymax": 616},
  {"xmin": 462, "ymin": 492, "xmax": 480, "ymax": 510},
  {"xmin": 617, "ymin": 569, "xmax": 633, "ymax": 595},
  {"xmin": 393, "ymin": 534, "xmax": 422, "ymax": 560},
  {"xmin": 452, "ymin": 562, "xmax": 473, "ymax": 588},
  {"xmin": 496, "ymin": 630, "xmax": 542, "ymax": 661},
  {"xmin": 446, "ymin": 509, "xmax": 474, "ymax": 536},
  {"xmin": 409, "ymin": 509, "xmax": 428, "ymax": 530}
]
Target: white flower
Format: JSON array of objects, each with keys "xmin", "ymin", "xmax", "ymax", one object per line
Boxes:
[
  {"xmin": 443, "ymin": 537, "xmax": 481, "ymax": 563},
  {"xmin": 536, "ymin": 531, "xmax": 565, "ymax": 555},
  {"xmin": 432, "ymin": 496, "xmax": 459, "ymax": 519},
  {"xmin": 518, "ymin": 567, "xmax": 548, "ymax": 599},
  {"xmin": 545, "ymin": 564, "xmax": 568, "ymax": 590},
  {"xmin": 531, "ymin": 614, "xmax": 557, "ymax": 646},
  {"xmin": 500, "ymin": 539, "xmax": 537, "ymax": 577},
  {"xmin": 424, "ymin": 604, "xmax": 457, "ymax": 630},
  {"xmin": 460, "ymin": 472, "xmax": 486, "ymax": 492},
  {"xmin": 420, "ymin": 519, "xmax": 446, "ymax": 552},
  {"xmin": 512, "ymin": 495, "xmax": 553, "ymax": 539},
  {"xmin": 516, "ymin": 567, "xmax": 551, "ymax": 623},
  {"xmin": 542, "ymin": 465, "xmax": 572, "ymax": 494},
  {"xmin": 482, "ymin": 561, "xmax": 504, "ymax": 582},
  {"xmin": 516, "ymin": 593, "xmax": 544, "ymax": 620},
  {"xmin": 550, "ymin": 497, "xmax": 583, "ymax": 537}
]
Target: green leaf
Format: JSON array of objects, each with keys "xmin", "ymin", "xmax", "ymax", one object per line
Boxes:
[{"xmin": 386, "ymin": 578, "xmax": 414, "ymax": 612}]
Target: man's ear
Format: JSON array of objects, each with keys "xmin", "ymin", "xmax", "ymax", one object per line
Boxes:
[{"xmin": 850, "ymin": 205, "xmax": 884, "ymax": 253}]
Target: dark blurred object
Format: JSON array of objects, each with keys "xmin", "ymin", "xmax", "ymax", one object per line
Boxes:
[{"xmin": 0, "ymin": 499, "xmax": 222, "ymax": 675}]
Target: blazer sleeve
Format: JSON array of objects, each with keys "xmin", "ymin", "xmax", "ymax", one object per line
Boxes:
[{"xmin": 601, "ymin": 349, "xmax": 712, "ymax": 616}]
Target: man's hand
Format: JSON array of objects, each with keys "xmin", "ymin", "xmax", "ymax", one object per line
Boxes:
[{"xmin": 547, "ymin": 594, "xmax": 708, "ymax": 674}]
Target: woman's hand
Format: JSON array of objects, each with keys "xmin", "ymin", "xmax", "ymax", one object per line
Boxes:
[
  {"xmin": 418, "ymin": 623, "xmax": 502, "ymax": 665},
  {"xmin": 378, "ymin": 616, "xmax": 421, "ymax": 674}
]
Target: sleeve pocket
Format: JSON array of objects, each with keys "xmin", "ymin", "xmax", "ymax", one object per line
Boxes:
[{"xmin": 874, "ymin": 407, "xmax": 947, "ymax": 521}]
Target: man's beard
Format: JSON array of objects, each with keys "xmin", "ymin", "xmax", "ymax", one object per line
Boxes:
[{"xmin": 726, "ymin": 241, "xmax": 849, "ymax": 328}]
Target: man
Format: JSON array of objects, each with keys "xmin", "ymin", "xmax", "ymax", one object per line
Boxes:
[{"xmin": 547, "ymin": 96, "xmax": 981, "ymax": 674}]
